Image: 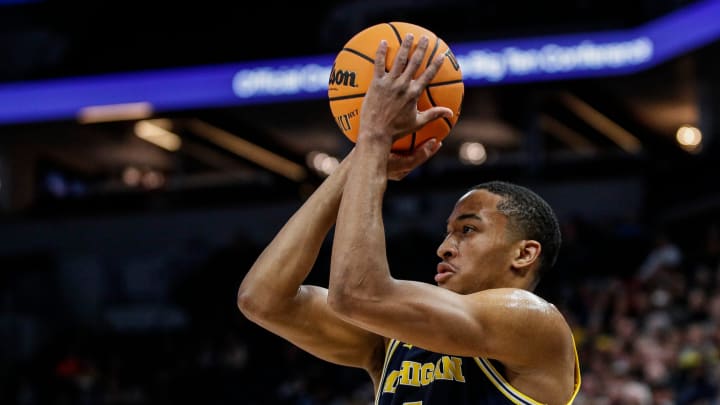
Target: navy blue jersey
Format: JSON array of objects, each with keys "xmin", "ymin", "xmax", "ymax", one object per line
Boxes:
[{"xmin": 375, "ymin": 338, "xmax": 581, "ymax": 405}]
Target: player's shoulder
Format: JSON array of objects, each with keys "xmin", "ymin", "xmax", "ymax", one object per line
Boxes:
[
  {"xmin": 475, "ymin": 288, "xmax": 569, "ymax": 323},
  {"xmin": 476, "ymin": 287, "xmax": 553, "ymax": 305}
]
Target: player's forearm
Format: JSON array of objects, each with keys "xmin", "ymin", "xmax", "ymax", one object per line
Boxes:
[
  {"xmin": 329, "ymin": 136, "xmax": 394, "ymax": 310},
  {"xmin": 238, "ymin": 150, "xmax": 353, "ymax": 317}
]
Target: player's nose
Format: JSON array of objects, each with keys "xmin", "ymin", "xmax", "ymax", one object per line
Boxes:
[{"xmin": 436, "ymin": 236, "xmax": 458, "ymax": 259}]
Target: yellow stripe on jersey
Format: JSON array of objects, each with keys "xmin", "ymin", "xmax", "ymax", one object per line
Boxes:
[
  {"xmin": 567, "ymin": 334, "xmax": 582, "ymax": 404},
  {"xmin": 474, "ymin": 357, "xmax": 545, "ymax": 405},
  {"xmin": 375, "ymin": 339, "xmax": 401, "ymax": 405},
  {"xmin": 473, "ymin": 333, "xmax": 582, "ymax": 405}
]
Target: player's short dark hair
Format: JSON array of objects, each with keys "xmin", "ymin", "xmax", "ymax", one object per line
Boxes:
[{"xmin": 471, "ymin": 181, "xmax": 561, "ymax": 280}]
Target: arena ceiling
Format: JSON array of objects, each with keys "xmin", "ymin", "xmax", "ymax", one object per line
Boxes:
[{"xmin": 0, "ymin": 0, "xmax": 717, "ymax": 216}]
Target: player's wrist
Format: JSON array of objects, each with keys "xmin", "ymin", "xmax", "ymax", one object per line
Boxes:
[{"xmin": 356, "ymin": 130, "xmax": 394, "ymax": 149}]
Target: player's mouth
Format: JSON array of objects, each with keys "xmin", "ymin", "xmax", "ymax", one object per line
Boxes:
[{"xmin": 435, "ymin": 262, "xmax": 456, "ymax": 283}]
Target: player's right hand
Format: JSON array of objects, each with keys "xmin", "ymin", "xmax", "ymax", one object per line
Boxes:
[{"xmin": 358, "ymin": 34, "xmax": 452, "ymax": 146}]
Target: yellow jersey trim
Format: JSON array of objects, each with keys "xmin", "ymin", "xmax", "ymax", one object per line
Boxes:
[
  {"xmin": 473, "ymin": 334, "xmax": 582, "ymax": 405},
  {"xmin": 474, "ymin": 357, "xmax": 544, "ymax": 405},
  {"xmin": 567, "ymin": 334, "xmax": 582, "ymax": 404},
  {"xmin": 374, "ymin": 339, "xmax": 401, "ymax": 405}
]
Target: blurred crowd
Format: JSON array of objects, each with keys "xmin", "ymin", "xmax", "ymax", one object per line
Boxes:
[
  {"xmin": 564, "ymin": 223, "xmax": 720, "ymax": 405},
  {"xmin": 1, "ymin": 211, "xmax": 719, "ymax": 405}
]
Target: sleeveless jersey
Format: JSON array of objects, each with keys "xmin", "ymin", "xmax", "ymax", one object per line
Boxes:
[{"xmin": 375, "ymin": 338, "xmax": 581, "ymax": 405}]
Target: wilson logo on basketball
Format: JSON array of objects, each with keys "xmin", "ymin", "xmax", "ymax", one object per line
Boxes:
[{"xmin": 329, "ymin": 64, "xmax": 359, "ymax": 88}]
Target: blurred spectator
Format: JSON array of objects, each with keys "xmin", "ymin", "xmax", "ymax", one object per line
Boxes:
[{"xmin": 637, "ymin": 232, "xmax": 683, "ymax": 283}]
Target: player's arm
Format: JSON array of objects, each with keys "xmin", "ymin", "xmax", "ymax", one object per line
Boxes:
[
  {"xmin": 328, "ymin": 34, "xmax": 573, "ymax": 370},
  {"xmin": 237, "ymin": 143, "xmax": 441, "ymax": 373},
  {"xmin": 331, "ymin": 277, "xmax": 572, "ymax": 366},
  {"xmin": 237, "ymin": 149, "xmax": 381, "ymax": 371}
]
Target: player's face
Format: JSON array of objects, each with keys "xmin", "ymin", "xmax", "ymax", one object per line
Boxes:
[{"xmin": 436, "ymin": 189, "xmax": 516, "ymax": 294}]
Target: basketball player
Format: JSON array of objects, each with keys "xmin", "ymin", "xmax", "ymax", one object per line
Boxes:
[{"xmin": 238, "ymin": 33, "xmax": 581, "ymax": 404}]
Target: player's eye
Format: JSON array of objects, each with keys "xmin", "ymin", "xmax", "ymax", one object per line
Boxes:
[{"xmin": 462, "ymin": 225, "xmax": 474, "ymax": 234}]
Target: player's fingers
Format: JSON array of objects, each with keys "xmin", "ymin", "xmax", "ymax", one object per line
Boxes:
[
  {"xmin": 401, "ymin": 35, "xmax": 429, "ymax": 81},
  {"xmin": 393, "ymin": 137, "xmax": 439, "ymax": 163},
  {"xmin": 413, "ymin": 138, "xmax": 442, "ymax": 164},
  {"xmin": 417, "ymin": 106, "xmax": 453, "ymax": 128},
  {"xmin": 416, "ymin": 53, "xmax": 445, "ymax": 88},
  {"xmin": 391, "ymin": 138, "xmax": 441, "ymax": 177},
  {"xmin": 388, "ymin": 33, "xmax": 413, "ymax": 78},
  {"xmin": 373, "ymin": 40, "xmax": 389, "ymax": 78}
]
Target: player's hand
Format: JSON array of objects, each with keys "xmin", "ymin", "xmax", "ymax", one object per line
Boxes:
[
  {"xmin": 387, "ymin": 138, "xmax": 442, "ymax": 181},
  {"xmin": 358, "ymin": 33, "xmax": 453, "ymax": 145}
]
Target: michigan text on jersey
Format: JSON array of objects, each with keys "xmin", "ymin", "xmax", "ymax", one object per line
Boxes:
[{"xmin": 383, "ymin": 356, "xmax": 466, "ymax": 393}]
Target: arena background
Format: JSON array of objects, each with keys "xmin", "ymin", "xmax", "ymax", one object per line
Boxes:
[{"xmin": 0, "ymin": 1, "xmax": 719, "ymax": 404}]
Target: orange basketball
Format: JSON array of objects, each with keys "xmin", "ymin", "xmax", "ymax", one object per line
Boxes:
[{"xmin": 328, "ymin": 21, "xmax": 464, "ymax": 153}]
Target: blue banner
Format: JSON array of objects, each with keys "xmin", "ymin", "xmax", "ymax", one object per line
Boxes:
[{"xmin": 1, "ymin": 0, "xmax": 719, "ymax": 125}]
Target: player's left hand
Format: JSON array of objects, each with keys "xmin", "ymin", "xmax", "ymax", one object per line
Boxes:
[{"xmin": 387, "ymin": 138, "xmax": 442, "ymax": 181}]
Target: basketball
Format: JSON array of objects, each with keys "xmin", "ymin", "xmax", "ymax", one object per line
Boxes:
[{"xmin": 328, "ymin": 22, "xmax": 464, "ymax": 153}]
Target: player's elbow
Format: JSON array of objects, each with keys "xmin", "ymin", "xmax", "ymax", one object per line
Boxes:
[
  {"xmin": 327, "ymin": 265, "xmax": 389, "ymax": 318},
  {"xmin": 328, "ymin": 283, "xmax": 389, "ymax": 323},
  {"xmin": 327, "ymin": 268, "xmax": 358, "ymax": 316},
  {"xmin": 236, "ymin": 284, "xmax": 268, "ymax": 322},
  {"xmin": 236, "ymin": 285, "xmax": 254, "ymax": 318},
  {"xmin": 327, "ymin": 286, "xmax": 354, "ymax": 317}
]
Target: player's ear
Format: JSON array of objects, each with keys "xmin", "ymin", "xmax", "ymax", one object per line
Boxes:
[{"xmin": 511, "ymin": 240, "xmax": 541, "ymax": 274}]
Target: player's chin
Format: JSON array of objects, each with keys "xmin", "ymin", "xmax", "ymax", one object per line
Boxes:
[
  {"xmin": 437, "ymin": 275, "xmax": 470, "ymax": 293},
  {"xmin": 435, "ymin": 277, "xmax": 457, "ymax": 291}
]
